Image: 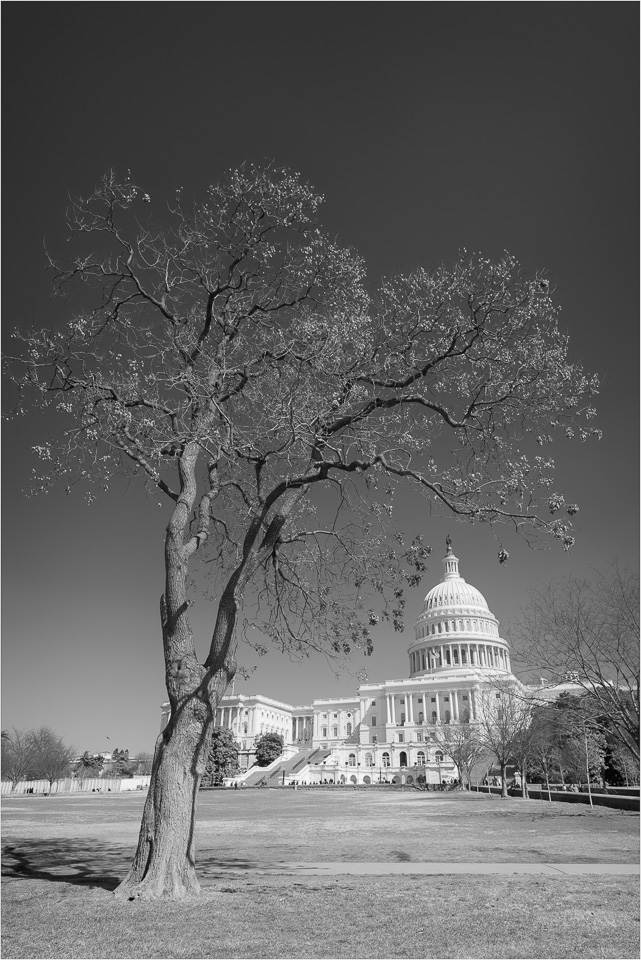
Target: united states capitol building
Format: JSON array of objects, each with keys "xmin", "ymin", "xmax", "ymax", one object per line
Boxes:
[{"xmin": 161, "ymin": 540, "xmax": 544, "ymax": 785}]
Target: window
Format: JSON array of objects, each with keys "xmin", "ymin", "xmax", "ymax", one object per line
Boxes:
[
  {"xmin": 371, "ymin": 716, "xmax": 377, "ymax": 727},
  {"xmin": 322, "ymin": 713, "xmax": 327, "ymax": 720},
  {"xmin": 372, "ymin": 736, "xmax": 378, "ymax": 744},
  {"xmin": 444, "ymin": 710, "xmax": 451, "ymax": 724},
  {"xmin": 462, "ymin": 695, "xmax": 468, "ymax": 701},
  {"xmin": 365, "ymin": 752, "xmax": 373, "ymax": 767},
  {"xmin": 398, "ymin": 733, "xmax": 404, "ymax": 743},
  {"xmin": 445, "ymin": 649, "xmax": 451, "ymax": 664},
  {"xmin": 431, "ymin": 697, "xmax": 436, "ymax": 703},
  {"xmin": 461, "ymin": 649, "xmax": 467, "ymax": 664},
  {"xmin": 435, "ymin": 751, "xmax": 444, "ymax": 763},
  {"xmin": 417, "ymin": 751, "xmax": 425, "ymax": 765},
  {"xmin": 332, "ymin": 726, "xmax": 338, "ymax": 737},
  {"xmin": 418, "ymin": 698, "xmax": 423, "ymax": 704},
  {"xmin": 346, "ymin": 723, "xmax": 352, "ymax": 736},
  {"xmin": 418, "ymin": 712, "xmax": 424, "ymax": 723},
  {"xmin": 444, "ymin": 696, "xmax": 449, "ymax": 702},
  {"xmin": 416, "ymin": 731, "xmax": 423, "ymax": 741},
  {"xmin": 400, "ymin": 712, "xmax": 406, "ymax": 725},
  {"xmin": 382, "ymin": 752, "xmax": 390, "ymax": 767},
  {"xmin": 348, "ymin": 754, "xmax": 356, "ymax": 767},
  {"xmin": 453, "ymin": 649, "xmax": 459, "ymax": 664},
  {"xmin": 333, "ymin": 713, "xmax": 338, "ymax": 719},
  {"xmin": 431, "ymin": 711, "xmax": 437, "ymax": 723},
  {"xmin": 322, "ymin": 726, "xmax": 328, "ymax": 737}
]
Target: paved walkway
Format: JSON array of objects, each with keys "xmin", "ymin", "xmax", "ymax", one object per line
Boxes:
[{"xmin": 200, "ymin": 860, "xmax": 639, "ymax": 877}]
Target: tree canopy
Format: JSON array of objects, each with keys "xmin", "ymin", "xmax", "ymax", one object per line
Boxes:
[
  {"xmin": 512, "ymin": 565, "xmax": 639, "ymax": 761},
  {"xmin": 7, "ymin": 166, "xmax": 599, "ymax": 669},
  {"xmin": 202, "ymin": 727, "xmax": 240, "ymax": 785},
  {"xmin": 254, "ymin": 732, "xmax": 284, "ymax": 767}
]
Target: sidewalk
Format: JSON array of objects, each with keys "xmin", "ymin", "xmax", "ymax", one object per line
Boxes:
[{"xmin": 199, "ymin": 860, "xmax": 639, "ymax": 877}]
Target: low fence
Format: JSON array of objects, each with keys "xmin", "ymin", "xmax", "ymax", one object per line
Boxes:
[
  {"xmin": 2, "ymin": 776, "xmax": 151, "ymax": 796},
  {"xmin": 471, "ymin": 783, "xmax": 639, "ymax": 811}
]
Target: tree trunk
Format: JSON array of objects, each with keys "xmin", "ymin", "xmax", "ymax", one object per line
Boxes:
[
  {"xmin": 115, "ymin": 693, "xmax": 213, "ymax": 901},
  {"xmin": 520, "ymin": 760, "xmax": 529, "ymax": 799},
  {"xmin": 500, "ymin": 761, "xmax": 508, "ymax": 798}
]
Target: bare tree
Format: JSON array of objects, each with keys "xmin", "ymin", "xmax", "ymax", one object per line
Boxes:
[
  {"xmin": 434, "ymin": 723, "xmax": 488, "ymax": 790},
  {"xmin": 28, "ymin": 727, "xmax": 75, "ymax": 791},
  {"xmin": 512, "ymin": 565, "xmax": 639, "ymax": 761},
  {"xmin": 475, "ymin": 681, "xmax": 532, "ymax": 797},
  {"xmin": 1, "ymin": 728, "xmax": 36, "ymax": 791},
  {"xmin": 5, "ymin": 165, "xmax": 599, "ymax": 899}
]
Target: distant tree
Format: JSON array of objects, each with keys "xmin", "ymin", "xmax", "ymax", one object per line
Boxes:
[
  {"xmin": 254, "ymin": 733, "xmax": 284, "ymax": 767},
  {"xmin": 434, "ymin": 723, "xmax": 488, "ymax": 790},
  {"xmin": 476, "ymin": 682, "xmax": 531, "ymax": 798},
  {"xmin": 105, "ymin": 748, "xmax": 136, "ymax": 778},
  {"xmin": 28, "ymin": 727, "xmax": 75, "ymax": 791},
  {"xmin": 513, "ymin": 565, "xmax": 639, "ymax": 762},
  {"xmin": 74, "ymin": 751, "xmax": 104, "ymax": 778},
  {"xmin": 1, "ymin": 728, "xmax": 35, "ymax": 790},
  {"xmin": 550, "ymin": 694, "xmax": 607, "ymax": 786},
  {"xmin": 134, "ymin": 752, "xmax": 154, "ymax": 776},
  {"xmin": 201, "ymin": 728, "xmax": 240, "ymax": 786},
  {"xmin": 5, "ymin": 164, "xmax": 599, "ymax": 899},
  {"xmin": 605, "ymin": 743, "xmax": 640, "ymax": 787},
  {"xmin": 527, "ymin": 706, "xmax": 565, "ymax": 793}
]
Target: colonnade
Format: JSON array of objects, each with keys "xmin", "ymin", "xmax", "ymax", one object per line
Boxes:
[
  {"xmin": 384, "ymin": 687, "xmax": 477, "ymax": 725},
  {"xmin": 410, "ymin": 642, "xmax": 510, "ymax": 675}
]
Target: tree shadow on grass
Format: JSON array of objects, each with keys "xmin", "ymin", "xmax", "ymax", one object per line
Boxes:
[{"xmin": 2, "ymin": 839, "xmax": 134, "ymax": 892}]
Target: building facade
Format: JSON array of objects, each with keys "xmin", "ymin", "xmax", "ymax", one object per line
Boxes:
[{"xmin": 161, "ymin": 541, "xmax": 525, "ymax": 784}]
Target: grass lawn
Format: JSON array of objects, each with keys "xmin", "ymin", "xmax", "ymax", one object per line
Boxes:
[{"xmin": 2, "ymin": 789, "xmax": 639, "ymax": 959}]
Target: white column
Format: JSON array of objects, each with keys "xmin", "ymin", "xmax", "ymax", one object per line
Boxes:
[
  {"xmin": 452, "ymin": 691, "xmax": 459, "ymax": 721},
  {"xmin": 407, "ymin": 694, "xmax": 414, "ymax": 724},
  {"xmin": 434, "ymin": 694, "xmax": 441, "ymax": 723},
  {"xmin": 390, "ymin": 696, "xmax": 396, "ymax": 725}
]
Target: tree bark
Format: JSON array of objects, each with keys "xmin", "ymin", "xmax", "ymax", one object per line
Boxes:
[
  {"xmin": 115, "ymin": 687, "xmax": 215, "ymax": 901},
  {"xmin": 500, "ymin": 760, "xmax": 508, "ymax": 798}
]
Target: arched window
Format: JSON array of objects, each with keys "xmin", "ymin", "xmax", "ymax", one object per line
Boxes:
[
  {"xmin": 346, "ymin": 723, "xmax": 352, "ymax": 736},
  {"xmin": 444, "ymin": 710, "xmax": 451, "ymax": 724},
  {"xmin": 348, "ymin": 753, "xmax": 356, "ymax": 766},
  {"xmin": 400, "ymin": 712, "xmax": 406, "ymax": 725},
  {"xmin": 418, "ymin": 711, "xmax": 424, "ymax": 723},
  {"xmin": 453, "ymin": 649, "xmax": 459, "ymax": 665},
  {"xmin": 431, "ymin": 711, "xmax": 437, "ymax": 723},
  {"xmin": 462, "ymin": 709, "xmax": 470, "ymax": 723},
  {"xmin": 400, "ymin": 751, "xmax": 408, "ymax": 767},
  {"xmin": 417, "ymin": 751, "xmax": 425, "ymax": 766},
  {"xmin": 382, "ymin": 752, "xmax": 390, "ymax": 767},
  {"xmin": 435, "ymin": 751, "xmax": 444, "ymax": 763},
  {"xmin": 365, "ymin": 752, "xmax": 373, "ymax": 767}
]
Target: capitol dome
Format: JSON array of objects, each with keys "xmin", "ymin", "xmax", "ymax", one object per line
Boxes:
[{"xmin": 407, "ymin": 538, "xmax": 512, "ymax": 677}]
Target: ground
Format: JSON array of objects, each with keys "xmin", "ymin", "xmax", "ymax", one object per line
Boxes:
[{"xmin": 2, "ymin": 788, "xmax": 639, "ymax": 959}]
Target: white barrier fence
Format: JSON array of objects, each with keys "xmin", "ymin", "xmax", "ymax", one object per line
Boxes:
[{"xmin": 2, "ymin": 776, "xmax": 151, "ymax": 796}]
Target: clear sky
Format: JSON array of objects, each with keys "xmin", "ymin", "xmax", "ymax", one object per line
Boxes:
[{"xmin": 2, "ymin": 7, "xmax": 638, "ymax": 756}]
